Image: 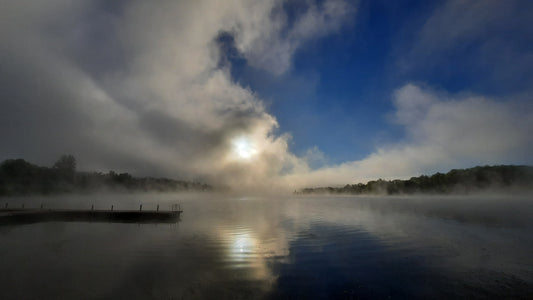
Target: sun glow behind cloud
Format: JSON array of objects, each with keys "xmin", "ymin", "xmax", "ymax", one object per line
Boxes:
[
  {"xmin": 232, "ymin": 136, "xmax": 258, "ymax": 160},
  {"xmin": 1, "ymin": 0, "xmax": 532, "ymax": 193}
]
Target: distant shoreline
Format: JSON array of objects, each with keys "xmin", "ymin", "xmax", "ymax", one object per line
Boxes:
[
  {"xmin": 296, "ymin": 165, "xmax": 533, "ymax": 196},
  {"xmin": 0, "ymin": 156, "xmax": 212, "ymax": 197}
]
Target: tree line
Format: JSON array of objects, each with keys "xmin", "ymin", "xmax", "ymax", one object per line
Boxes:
[
  {"xmin": 297, "ymin": 165, "xmax": 533, "ymax": 195},
  {"xmin": 0, "ymin": 155, "xmax": 212, "ymax": 196}
]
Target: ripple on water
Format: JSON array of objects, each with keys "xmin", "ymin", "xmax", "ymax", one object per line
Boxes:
[{"xmin": 1, "ymin": 195, "xmax": 533, "ymax": 299}]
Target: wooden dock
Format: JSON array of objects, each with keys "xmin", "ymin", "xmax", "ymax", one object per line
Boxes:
[{"xmin": 0, "ymin": 208, "xmax": 182, "ymax": 225}]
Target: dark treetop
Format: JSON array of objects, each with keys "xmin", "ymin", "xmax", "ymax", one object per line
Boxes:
[
  {"xmin": 297, "ymin": 165, "xmax": 533, "ymax": 195},
  {"xmin": 0, "ymin": 155, "xmax": 212, "ymax": 196}
]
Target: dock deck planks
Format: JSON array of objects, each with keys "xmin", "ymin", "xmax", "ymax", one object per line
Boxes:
[{"xmin": 0, "ymin": 208, "xmax": 182, "ymax": 225}]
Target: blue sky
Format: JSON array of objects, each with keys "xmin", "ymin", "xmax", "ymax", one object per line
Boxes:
[
  {"xmin": 228, "ymin": 0, "xmax": 532, "ymax": 165},
  {"xmin": 1, "ymin": 0, "xmax": 532, "ymax": 191}
]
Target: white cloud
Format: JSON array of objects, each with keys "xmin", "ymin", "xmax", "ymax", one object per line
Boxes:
[
  {"xmin": 232, "ymin": 0, "xmax": 356, "ymax": 75},
  {"xmin": 1, "ymin": 1, "xmax": 530, "ymax": 193},
  {"xmin": 284, "ymin": 84, "xmax": 533, "ymax": 188},
  {"xmin": 400, "ymin": 0, "xmax": 533, "ymax": 91},
  {"xmin": 0, "ymin": 0, "xmax": 354, "ymax": 192}
]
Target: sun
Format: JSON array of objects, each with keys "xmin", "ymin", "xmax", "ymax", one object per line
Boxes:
[{"xmin": 232, "ymin": 136, "xmax": 258, "ymax": 160}]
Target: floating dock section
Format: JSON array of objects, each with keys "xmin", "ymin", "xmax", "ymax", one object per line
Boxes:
[{"xmin": 0, "ymin": 208, "xmax": 182, "ymax": 225}]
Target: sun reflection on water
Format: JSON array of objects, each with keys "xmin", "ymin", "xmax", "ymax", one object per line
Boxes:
[{"xmin": 228, "ymin": 231, "xmax": 256, "ymax": 261}]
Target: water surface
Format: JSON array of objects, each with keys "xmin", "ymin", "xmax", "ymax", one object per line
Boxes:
[{"xmin": 1, "ymin": 194, "xmax": 532, "ymax": 299}]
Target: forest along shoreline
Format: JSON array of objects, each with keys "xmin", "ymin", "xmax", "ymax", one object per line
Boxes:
[
  {"xmin": 0, "ymin": 155, "xmax": 212, "ymax": 196},
  {"xmin": 1, "ymin": 156, "xmax": 532, "ymax": 197},
  {"xmin": 296, "ymin": 165, "xmax": 533, "ymax": 195}
]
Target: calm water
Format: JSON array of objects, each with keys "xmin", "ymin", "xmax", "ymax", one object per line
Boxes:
[{"xmin": 1, "ymin": 194, "xmax": 532, "ymax": 299}]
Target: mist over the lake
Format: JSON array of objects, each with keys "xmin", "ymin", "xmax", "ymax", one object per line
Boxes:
[
  {"xmin": 1, "ymin": 193, "xmax": 533, "ymax": 299},
  {"xmin": 1, "ymin": 1, "xmax": 533, "ymax": 298}
]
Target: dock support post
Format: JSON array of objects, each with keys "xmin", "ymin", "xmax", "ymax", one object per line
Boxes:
[
  {"xmin": 157, "ymin": 205, "xmax": 159, "ymax": 212},
  {"xmin": 111, "ymin": 205, "xmax": 114, "ymax": 211},
  {"xmin": 91, "ymin": 205, "xmax": 94, "ymax": 211},
  {"xmin": 140, "ymin": 204, "xmax": 142, "ymax": 211},
  {"xmin": 40, "ymin": 203, "xmax": 43, "ymax": 210}
]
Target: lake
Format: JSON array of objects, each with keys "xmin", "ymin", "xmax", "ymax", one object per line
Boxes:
[{"xmin": 1, "ymin": 194, "xmax": 532, "ymax": 299}]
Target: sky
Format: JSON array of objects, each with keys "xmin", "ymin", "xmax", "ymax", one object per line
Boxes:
[{"xmin": 1, "ymin": 0, "xmax": 532, "ymax": 192}]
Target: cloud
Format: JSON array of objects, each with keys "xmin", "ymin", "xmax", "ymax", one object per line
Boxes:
[
  {"xmin": 415, "ymin": 0, "xmax": 530, "ymax": 52},
  {"xmin": 231, "ymin": 0, "xmax": 356, "ymax": 75},
  {"xmin": 285, "ymin": 84, "xmax": 533, "ymax": 187},
  {"xmin": 400, "ymin": 0, "xmax": 533, "ymax": 92},
  {"xmin": 0, "ymin": 0, "xmax": 354, "ymax": 192},
  {"xmin": 1, "ymin": 1, "xmax": 530, "ymax": 193}
]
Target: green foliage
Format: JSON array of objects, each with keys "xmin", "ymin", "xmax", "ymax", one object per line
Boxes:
[
  {"xmin": 297, "ymin": 165, "xmax": 533, "ymax": 195},
  {"xmin": 0, "ymin": 156, "xmax": 212, "ymax": 196}
]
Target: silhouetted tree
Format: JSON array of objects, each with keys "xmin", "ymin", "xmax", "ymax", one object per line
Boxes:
[
  {"xmin": 53, "ymin": 154, "xmax": 76, "ymax": 184},
  {"xmin": 0, "ymin": 157, "xmax": 212, "ymax": 196},
  {"xmin": 53, "ymin": 155, "xmax": 76, "ymax": 172}
]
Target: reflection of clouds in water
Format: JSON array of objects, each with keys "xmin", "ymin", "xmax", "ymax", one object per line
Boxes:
[
  {"xmin": 281, "ymin": 196, "xmax": 533, "ymax": 278},
  {"xmin": 3, "ymin": 194, "xmax": 532, "ymax": 298},
  {"xmin": 219, "ymin": 224, "xmax": 290, "ymax": 284}
]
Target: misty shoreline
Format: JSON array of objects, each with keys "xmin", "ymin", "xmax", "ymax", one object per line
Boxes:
[
  {"xmin": 296, "ymin": 165, "xmax": 533, "ymax": 196},
  {"xmin": 0, "ymin": 156, "xmax": 212, "ymax": 197},
  {"xmin": 3, "ymin": 158, "xmax": 533, "ymax": 198}
]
